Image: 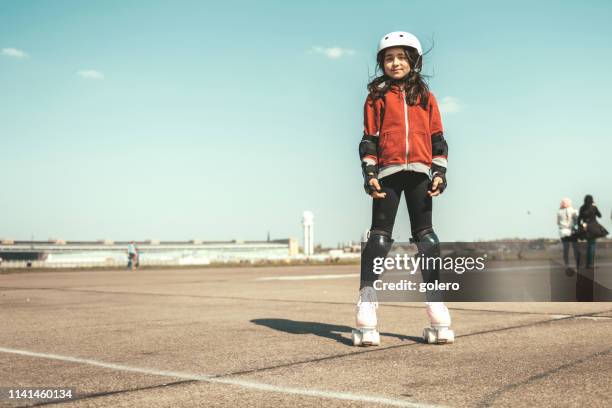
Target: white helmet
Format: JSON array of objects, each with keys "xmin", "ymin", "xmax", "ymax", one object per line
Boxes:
[{"xmin": 377, "ymin": 31, "xmax": 422, "ymax": 55}]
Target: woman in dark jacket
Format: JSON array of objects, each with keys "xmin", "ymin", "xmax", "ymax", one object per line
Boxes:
[{"xmin": 577, "ymin": 195, "xmax": 608, "ymax": 268}]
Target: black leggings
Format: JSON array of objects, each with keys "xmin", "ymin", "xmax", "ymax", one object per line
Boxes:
[
  {"xmin": 371, "ymin": 171, "xmax": 432, "ymax": 237},
  {"xmin": 561, "ymin": 236, "xmax": 580, "ymax": 269},
  {"xmin": 360, "ymin": 171, "xmax": 441, "ymax": 301}
]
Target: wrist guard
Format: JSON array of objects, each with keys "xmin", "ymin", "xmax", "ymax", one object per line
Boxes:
[
  {"xmin": 362, "ymin": 163, "xmax": 380, "ymax": 195},
  {"xmin": 359, "ymin": 134, "xmax": 380, "ymax": 195},
  {"xmin": 430, "ymin": 165, "xmax": 447, "ymax": 194}
]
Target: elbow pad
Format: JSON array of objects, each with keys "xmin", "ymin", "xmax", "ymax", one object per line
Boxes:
[
  {"xmin": 431, "ymin": 132, "xmax": 448, "ymax": 158},
  {"xmin": 359, "ymin": 134, "xmax": 378, "ymax": 160}
]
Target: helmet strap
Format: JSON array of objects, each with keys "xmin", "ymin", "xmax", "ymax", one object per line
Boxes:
[{"xmin": 413, "ymin": 55, "xmax": 422, "ymax": 73}]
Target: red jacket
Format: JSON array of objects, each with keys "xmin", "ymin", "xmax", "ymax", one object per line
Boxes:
[{"xmin": 362, "ymin": 87, "xmax": 447, "ymax": 179}]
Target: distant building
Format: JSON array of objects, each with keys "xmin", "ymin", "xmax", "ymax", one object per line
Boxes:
[{"xmin": 0, "ymin": 239, "xmax": 297, "ymax": 268}]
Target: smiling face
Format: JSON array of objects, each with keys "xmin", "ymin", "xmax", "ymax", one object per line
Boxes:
[{"xmin": 383, "ymin": 47, "xmax": 410, "ymax": 80}]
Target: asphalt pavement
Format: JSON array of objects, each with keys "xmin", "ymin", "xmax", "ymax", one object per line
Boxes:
[{"xmin": 0, "ymin": 264, "xmax": 610, "ymax": 407}]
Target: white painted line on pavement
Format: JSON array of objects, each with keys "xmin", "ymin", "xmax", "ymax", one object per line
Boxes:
[
  {"xmin": 256, "ymin": 273, "xmax": 359, "ymax": 281},
  {"xmin": 550, "ymin": 315, "xmax": 612, "ymax": 321},
  {"xmin": 576, "ymin": 316, "xmax": 612, "ymax": 321},
  {"xmin": 0, "ymin": 346, "xmax": 445, "ymax": 408}
]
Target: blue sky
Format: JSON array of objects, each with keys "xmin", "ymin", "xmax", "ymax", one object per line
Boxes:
[{"xmin": 1, "ymin": 0, "xmax": 611, "ymax": 246}]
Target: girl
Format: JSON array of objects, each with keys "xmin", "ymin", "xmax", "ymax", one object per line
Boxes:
[{"xmin": 352, "ymin": 31, "xmax": 453, "ymax": 346}]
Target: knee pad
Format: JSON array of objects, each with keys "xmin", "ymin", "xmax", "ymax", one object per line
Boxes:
[
  {"xmin": 364, "ymin": 229, "xmax": 394, "ymax": 253},
  {"xmin": 413, "ymin": 228, "xmax": 442, "ymax": 302},
  {"xmin": 413, "ymin": 228, "xmax": 439, "ymax": 245},
  {"xmin": 412, "ymin": 228, "xmax": 440, "ymax": 257},
  {"xmin": 361, "ymin": 230, "xmax": 394, "ymax": 285}
]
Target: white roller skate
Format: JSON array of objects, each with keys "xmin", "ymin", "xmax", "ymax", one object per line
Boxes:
[
  {"xmin": 423, "ymin": 302, "xmax": 454, "ymax": 344},
  {"xmin": 351, "ymin": 287, "xmax": 380, "ymax": 346}
]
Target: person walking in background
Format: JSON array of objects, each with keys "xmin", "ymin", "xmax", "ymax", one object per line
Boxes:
[
  {"xmin": 557, "ymin": 198, "xmax": 580, "ymax": 273},
  {"xmin": 577, "ymin": 195, "xmax": 608, "ymax": 269},
  {"xmin": 134, "ymin": 242, "xmax": 140, "ymax": 269},
  {"xmin": 127, "ymin": 241, "xmax": 138, "ymax": 271}
]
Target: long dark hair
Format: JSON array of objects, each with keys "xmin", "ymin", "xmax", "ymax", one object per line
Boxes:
[{"xmin": 367, "ymin": 46, "xmax": 430, "ymax": 109}]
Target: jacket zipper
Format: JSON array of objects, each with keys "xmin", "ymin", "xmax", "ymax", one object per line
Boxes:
[{"xmin": 402, "ymin": 90, "xmax": 409, "ymax": 164}]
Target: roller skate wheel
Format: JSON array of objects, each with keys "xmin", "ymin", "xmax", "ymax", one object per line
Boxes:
[
  {"xmin": 352, "ymin": 328, "xmax": 380, "ymax": 346},
  {"xmin": 351, "ymin": 329, "xmax": 363, "ymax": 346},
  {"xmin": 424, "ymin": 328, "xmax": 454, "ymax": 344},
  {"xmin": 362, "ymin": 329, "xmax": 380, "ymax": 346},
  {"xmin": 438, "ymin": 328, "xmax": 455, "ymax": 344},
  {"xmin": 423, "ymin": 328, "xmax": 437, "ymax": 344}
]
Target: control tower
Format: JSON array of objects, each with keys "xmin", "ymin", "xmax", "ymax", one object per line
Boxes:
[{"xmin": 302, "ymin": 211, "xmax": 314, "ymax": 256}]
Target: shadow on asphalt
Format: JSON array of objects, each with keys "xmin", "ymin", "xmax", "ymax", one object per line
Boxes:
[{"xmin": 251, "ymin": 318, "xmax": 423, "ymax": 346}]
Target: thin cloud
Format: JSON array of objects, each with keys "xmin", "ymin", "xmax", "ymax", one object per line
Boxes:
[
  {"xmin": 77, "ymin": 70, "xmax": 104, "ymax": 80},
  {"xmin": 2, "ymin": 47, "xmax": 29, "ymax": 59},
  {"xmin": 311, "ymin": 46, "xmax": 355, "ymax": 59},
  {"xmin": 438, "ymin": 96, "xmax": 463, "ymax": 114}
]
